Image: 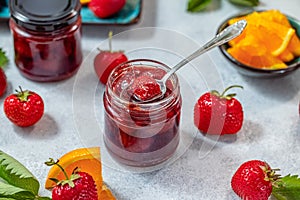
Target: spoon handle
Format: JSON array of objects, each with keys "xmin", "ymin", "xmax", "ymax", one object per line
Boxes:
[{"xmin": 161, "ymin": 20, "xmax": 247, "ymax": 83}]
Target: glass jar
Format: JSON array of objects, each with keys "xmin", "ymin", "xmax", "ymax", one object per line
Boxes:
[
  {"xmin": 103, "ymin": 59, "xmax": 182, "ymax": 167},
  {"xmin": 9, "ymin": 0, "xmax": 83, "ymax": 82}
]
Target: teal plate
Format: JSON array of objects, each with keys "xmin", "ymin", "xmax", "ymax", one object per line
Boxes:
[
  {"xmin": 0, "ymin": 0, "xmax": 142, "ymax": 25},
  {"xmin": 217, "ymin": 10, "xmax": 300, "ymax": 78}
]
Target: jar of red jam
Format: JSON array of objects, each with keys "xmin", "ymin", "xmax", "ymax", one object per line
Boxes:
[
  {"xmin": 103, "ymin": 59, "xmax": 182, "ymax": 167},
  {"xmin": 9, "ymin": 0, "xmax": 83, "ymax": 82}
]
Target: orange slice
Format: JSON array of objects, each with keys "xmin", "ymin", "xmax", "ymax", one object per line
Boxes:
[
  {"xmin": 228, "ymin": 36, "xmax": 287, "ymax": 69},
  {"xmin": 226, "ymin": 9, "xmax": 300, "ymax": 68},
  {"xmin": 80, "ymin": 0, "xmax": 91, "ymax": 5},
  {"xmin": 259, "ymin": 9, "xmax": 291, "ymax": 27},
  {"xmin": 99, "ymin": 185, "xmax": 116, "ymax": 200},
  {"xmin": 229, "ymin": 12, "xmax": 295, "ymax": 56},
  {"xmin": 278, "ymin": 48, "xmax": 294, "ymax": 62},
  {"xmin": 45, "ymin": 147, "xmax": 103, "ymax": 197},
  {"xmin": 288, "ymin": 34, "xmax": 300, "ymax": 56}
]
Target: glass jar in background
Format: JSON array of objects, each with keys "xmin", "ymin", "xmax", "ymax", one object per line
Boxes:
[
  {"xmin": 9, "ymin": 0, "xmax": 83, "ymax": 82},
  {"xmin": 103, "ymin": 59, "xmax": 182, "ymax": 167}
]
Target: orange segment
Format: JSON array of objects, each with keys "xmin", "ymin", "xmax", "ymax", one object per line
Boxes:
[
  {"xmin": 278, "ymin": 48, "xmax": 294, "ymax": 62},
  {"xmin": 228, "ymin": 36, "xmax": 287, "ymax": 69},
  {"xmin": 259, "ymin": 9, "xmax": 291, "ymax": 27},
  {"xmin": 80, "ymin": 0, "xmax": 91, "ymax": 5},
  {"xmin": 226, "ymin": 9, "xmax": 300, "ymax": 69},
  {"xmin": 288, "ymin": 34, "xmax": 300, "ymax": 56},
  {"xmin": 99, "ymin": 185, "xmax": 116, "ymax": 200},
  {"xmin": 45, "ymin": 147, "xmax": 103, "ymax": 197}
]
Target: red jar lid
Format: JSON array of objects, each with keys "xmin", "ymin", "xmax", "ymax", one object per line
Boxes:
[{"xmin": 9, "ymin": 0, "xmax": 81, "ymax": 32}]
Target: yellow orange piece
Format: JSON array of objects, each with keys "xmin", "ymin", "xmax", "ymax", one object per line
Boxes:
[
  {"xmin": 80, "ymin": 0, "xmax": 91, "ymax": 5},
  {"xmin": 99, "ymin": 185, "xmax": 116, "ymax": 200},
  {"xmin": 278, "ymin": 48, "xmax": 294, "ymax": 62},
  {"xmin": 288, "ymin": 34, "xmax": 300, "ymax": 56},
  {"xmin": 45, "ymin": 147, "xmax": 103, "ymax": 197},
  {"xmin": 226, "ymin": 9, "xmax": 300, "ymax": 68},
  {"xmin": 259, "ymin": 9, "xmax": 291, "ymax": 27},
  {"xmin": 228, "ymin": 36, "xmax": 287, "ymax": 69}
]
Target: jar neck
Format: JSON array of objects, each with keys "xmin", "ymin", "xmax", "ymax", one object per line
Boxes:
[
  {"xmin": 104, "ymin": 59, "xmax": 181, "ymax": 122},
  {"xmin": 10, "ymin": 16, "xmax": 81, "ymax": 37}
]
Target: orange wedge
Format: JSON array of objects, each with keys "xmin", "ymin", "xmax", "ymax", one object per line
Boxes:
[
  {"xmin": 278, "ymin": 48, "xmax": 294, "ymax": 62},
  {"xmin": 288, "ymin": 34, "xmax": 300, "ymax": 56},
  {"xmin": 259, "ymin": 9, "xmax": 291, "ymax": 27},
  {"xmin": 99, "ymin": 185, "xmax": 116, "ymax": 200},
  {"xmin": 226, "ymin": 10, "xmax": 300, "ymax": 69},
  {"xmin": 228, "ymin": 35, "xmax": 287, "ymax": 69},
  {"xmin": 45, "ymin": 147, "xmax": 103, "ymax": 197},
  {"xmin": 80, "ymin": 0, "xmax": 91, "ymax": 5}
]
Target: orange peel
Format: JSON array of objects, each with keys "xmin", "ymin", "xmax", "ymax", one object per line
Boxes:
[{"xmin": 45, "ymin": 147, "xmax": 104, "ymax": 198}]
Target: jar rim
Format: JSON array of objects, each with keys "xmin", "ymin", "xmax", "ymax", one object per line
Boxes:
[
  {"xmin": 9, "ymin": 0, "xmax": 81, "ymax": 32},
  {"xmin": 106, "ymin": 59, "xmax": 180, "ymax": 107}
]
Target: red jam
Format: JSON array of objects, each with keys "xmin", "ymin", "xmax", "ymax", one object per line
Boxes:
[
  {"xmin": 9, "ymin": 0, "xmax": 82, "ymax": 82},
  {"xmin": 103, "ymin": 59, "xmax": 182, "ymax": 167}
]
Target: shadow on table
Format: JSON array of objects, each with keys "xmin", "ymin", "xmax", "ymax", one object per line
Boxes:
[
  {"xmin": 13, "ymin": 114, "xmax": 59, "ymax": 139},
  {"xmin": 241, "ymin": 70, "xmax": 300, "ymax": 102}
]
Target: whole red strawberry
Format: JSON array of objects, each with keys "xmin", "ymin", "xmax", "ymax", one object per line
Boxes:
[
  {"xmin": 94, "ymin": 31, "xmax": 128, "ymax": 84},
  {"xmin": 45, "ymin": 158, "xmax": 98, "ymax": 200},
  {"xmin": 4, "ymin": 87, "xmax": 44, "ymax": 127},
  {"xmin": 194, "ymin": 85, "xmax": 243, "ymax": 134},
  {"xmin": 231, "ymin": 160, "xmax": 280, "ymax": 200},
  {"xmin": 89, "ymin": 0, "xmax": 126, "ymax": 18},
  {"xmin": 0, "ymin": 48, "xmax": 9, "ymax": 97}
]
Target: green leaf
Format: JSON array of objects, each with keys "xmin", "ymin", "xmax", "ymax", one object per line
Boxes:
[
  {"xmin": 272, "ymin": 174, "xmax": 300, "ymax": 200},
  {"xmin": 187, "ymin": 0, "xmax": 212, "ymax": 12},
  {"xmin": 0, "ymin": 151, "xmax": 40, "ymax": 195},
  {"xmin": 36, "ymin": 197, "xmax": 52, "ymax": 200},
  {"xmin": 228, "ymin": 0, "xmax": 259, "ymax": 6},
  {"xmin": 0, "ymin": 48, "xmax": 9, "ymax": 68},
  {"xmin": 0, "ymin": 181, "xmax": 35, "ymax": 200}
]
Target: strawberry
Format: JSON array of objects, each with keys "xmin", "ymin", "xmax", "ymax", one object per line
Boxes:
[
  {"xmin": 94, "ymin": 31, "xmax": 128, "ymax": 84},
  {"xmin": 4, "ymin": 87, "xmax": 44, "ymax": 127},
  {"xmin": 45, "ymin": 158, "xmax": 98, "ymax": 200},
  {"xmin": 128, "ymin": 75, "xmax": 162, "ymax": 102},
  {"xmin": 231, "ymin": 160, "xmax": 280, "ymax": 200},
  {"xmin": 194, "ymin": 85, "xmax": 243, "ymax": 134},
  {"xmin": 0, "ymin": 48, "xmax": 9, "ymax": 97},
  {"xmin": 89, "ymin": 0, "xmax": 126, "ymax": 18}
]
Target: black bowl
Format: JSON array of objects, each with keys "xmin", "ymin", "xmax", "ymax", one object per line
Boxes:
[{"xmin": 217, "ymin": 10, "xmax": 300, "ymax": 78}]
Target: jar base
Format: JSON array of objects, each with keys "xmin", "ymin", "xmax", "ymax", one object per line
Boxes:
[
  {"xmin": 17, "ymin": 66, "xmax": 80, "ymax": 82},
  {"xmin": 104, "ymin": 132, "xmax": 180, "ymax": 168}
]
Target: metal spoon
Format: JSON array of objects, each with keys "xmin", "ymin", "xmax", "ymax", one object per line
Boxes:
[{"xmin": 133, "ymin": 19, "xmax": 247, "ymax": 103}]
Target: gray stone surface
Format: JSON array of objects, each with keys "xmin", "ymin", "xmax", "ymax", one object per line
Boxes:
[{"xmin": 1, "ymin": 0, "xmax": 300, "ymax": 199}]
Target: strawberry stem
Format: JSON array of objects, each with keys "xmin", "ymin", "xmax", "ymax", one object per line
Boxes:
[
  {"xmin": 45, "ymin": 158, "xmax": 70, "ymax": 180},
  {"xmin": 15, "ymin": 86, "xmax": 31, "ymax": 102},
  {"xmin": 108, "ymin": 31, "xmax": 113, "ymax": 53},
  {"xmin": 220, "ymin": 85, "xmax": 243, "ymax": 97}
]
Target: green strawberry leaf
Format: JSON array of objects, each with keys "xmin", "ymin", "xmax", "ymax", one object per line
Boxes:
[
  {"xmin": 0, "ymin": 48, "xmax": 9, "ymax": 68},
  {"xmin": 228, "ymin": 0, "xmax": 259, "ymax": 6},
  {"xmin": 36, "ymin": 197, "xmax": 52, "ymax": 200},
  {"xmin": 187, "ymin": 0, "xmax": 212, "ymax": 12},
  {"xmin": 272, "ymin": 174, "xmax": 300, "ymax": 200},
  {"xmin": 0, "ymin": 151, "xmax": 40, "ymax": 195},
  {"xmin": 0, "ymin": 181, "xmax": 35, "ymax": 200}
]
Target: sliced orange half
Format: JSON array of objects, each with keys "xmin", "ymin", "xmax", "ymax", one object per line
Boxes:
[
  {"xmin": 99, "ymin": 184, "xmax": 117, "ymax": 200},
  {"xmin": 45, "ymin": 147, "xmax": 103, "ymax": 197},
  {"xmin": 228, "ymin": 36, "xmax": 287, "ymax": 69}
]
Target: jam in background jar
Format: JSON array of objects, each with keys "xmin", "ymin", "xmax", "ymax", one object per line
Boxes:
[
  {"xmin": 9, "ymin": 0, "xmax": 83, "ymax": 82},
  {"xmin": 103, "ymin": 59, "xmax": 182, "ymax": 167}
]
